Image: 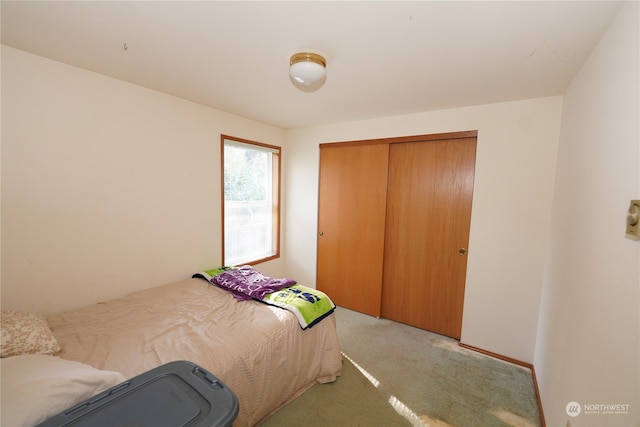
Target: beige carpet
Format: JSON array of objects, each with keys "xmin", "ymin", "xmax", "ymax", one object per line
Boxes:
[{"xmin": 260, "ymin": 307, "xmax": 541, "ymax": 427}]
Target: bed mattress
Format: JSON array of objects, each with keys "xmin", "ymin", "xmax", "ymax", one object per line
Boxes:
[{"xmin": 47, "ymin": 278, "xmax": 342, "ymax": 426}]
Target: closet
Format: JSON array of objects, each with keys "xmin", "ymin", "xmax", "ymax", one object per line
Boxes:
[{"xmin": 317, "ymin": 131, "xmax": 477, "ymax": 339}]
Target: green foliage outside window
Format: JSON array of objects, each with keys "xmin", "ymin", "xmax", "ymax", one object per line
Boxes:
[{"xmin": 224, "ymin": 146, "xmax": 268, "ymax": 202}]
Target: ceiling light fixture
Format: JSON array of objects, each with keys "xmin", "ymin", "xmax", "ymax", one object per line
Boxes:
[{"xmin": 289, "ymin": 52, "xmax": 326, "ymax": 87}]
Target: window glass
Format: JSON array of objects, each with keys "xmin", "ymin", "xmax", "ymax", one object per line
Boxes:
[{"xmin": 222, "ymin": 136, "xmax": 280, "ymax": 266}]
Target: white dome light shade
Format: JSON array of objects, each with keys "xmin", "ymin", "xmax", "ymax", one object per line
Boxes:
[{"xmin": 289, "ymin": 52, "xmax": 326, "ymax": 86}]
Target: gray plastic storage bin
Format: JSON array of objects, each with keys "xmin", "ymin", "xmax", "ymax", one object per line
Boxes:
[{"xmin": 37, "ymin": 360, "xmax": 239, "ymax": 427}]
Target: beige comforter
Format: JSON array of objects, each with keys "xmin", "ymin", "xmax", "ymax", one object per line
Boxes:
[{"xmin": 48, "ymin": 278, "xmax": 342, "ymax": 426}]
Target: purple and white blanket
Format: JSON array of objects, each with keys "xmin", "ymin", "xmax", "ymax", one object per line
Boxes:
[
  {"xmin": 208, "ymin": 265, "xmax": 297, "ymax": 301},
  {"xmin": 192, "ymin": 266, "xmax": 335, "ymax": 329}
]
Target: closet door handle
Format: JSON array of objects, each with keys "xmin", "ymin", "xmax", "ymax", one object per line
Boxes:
[
  {"xmin": 459, "ymin": 248, "xmax": 467, "ymax": 255},
  {"xmin": 319, "ymin": 231, "xmax": 324, "ymax": 236}
]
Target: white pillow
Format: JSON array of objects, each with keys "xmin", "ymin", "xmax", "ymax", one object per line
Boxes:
[{"xmin": 1, "ymin": 354, "xmax": 126, "ymax": 427}]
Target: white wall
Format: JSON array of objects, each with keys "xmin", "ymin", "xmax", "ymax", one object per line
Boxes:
[
  {"xmin": 1, "ymin": 46, "xmax": 286, "ymax": 315},
  {"xmin": 284, "ymin": 96, "xmax": 563, "ymax": 363},
  {"xmin": 2, "ymin": 44, "xmax": 563, "ymax": 365},
  {"xmin": 535, "ymin": 3, "xmax": 639, "ymax": 426}
]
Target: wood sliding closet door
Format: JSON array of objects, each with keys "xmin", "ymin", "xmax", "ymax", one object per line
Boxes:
[
  {"xmin": 317, "ymin": 143, "xmax": 389, "ymax": 317},
  {"xmin": 381, "ymin": 137, "xmax": 476, "ymax": 339}
]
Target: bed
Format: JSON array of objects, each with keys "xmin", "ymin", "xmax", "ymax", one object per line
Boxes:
[{"xmin": 1, "ymin": 275, "xmax": 342, "ymax": 427}]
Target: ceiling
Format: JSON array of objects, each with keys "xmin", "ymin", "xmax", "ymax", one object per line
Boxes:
[{"xmin": 1, "ymin": 1, "xmax": 624, "ymax": 129}]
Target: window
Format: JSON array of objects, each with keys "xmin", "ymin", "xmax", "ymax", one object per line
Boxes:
[{"xmin": 221, "ymin": 135, "xmax": 281, "ymax": 266}]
